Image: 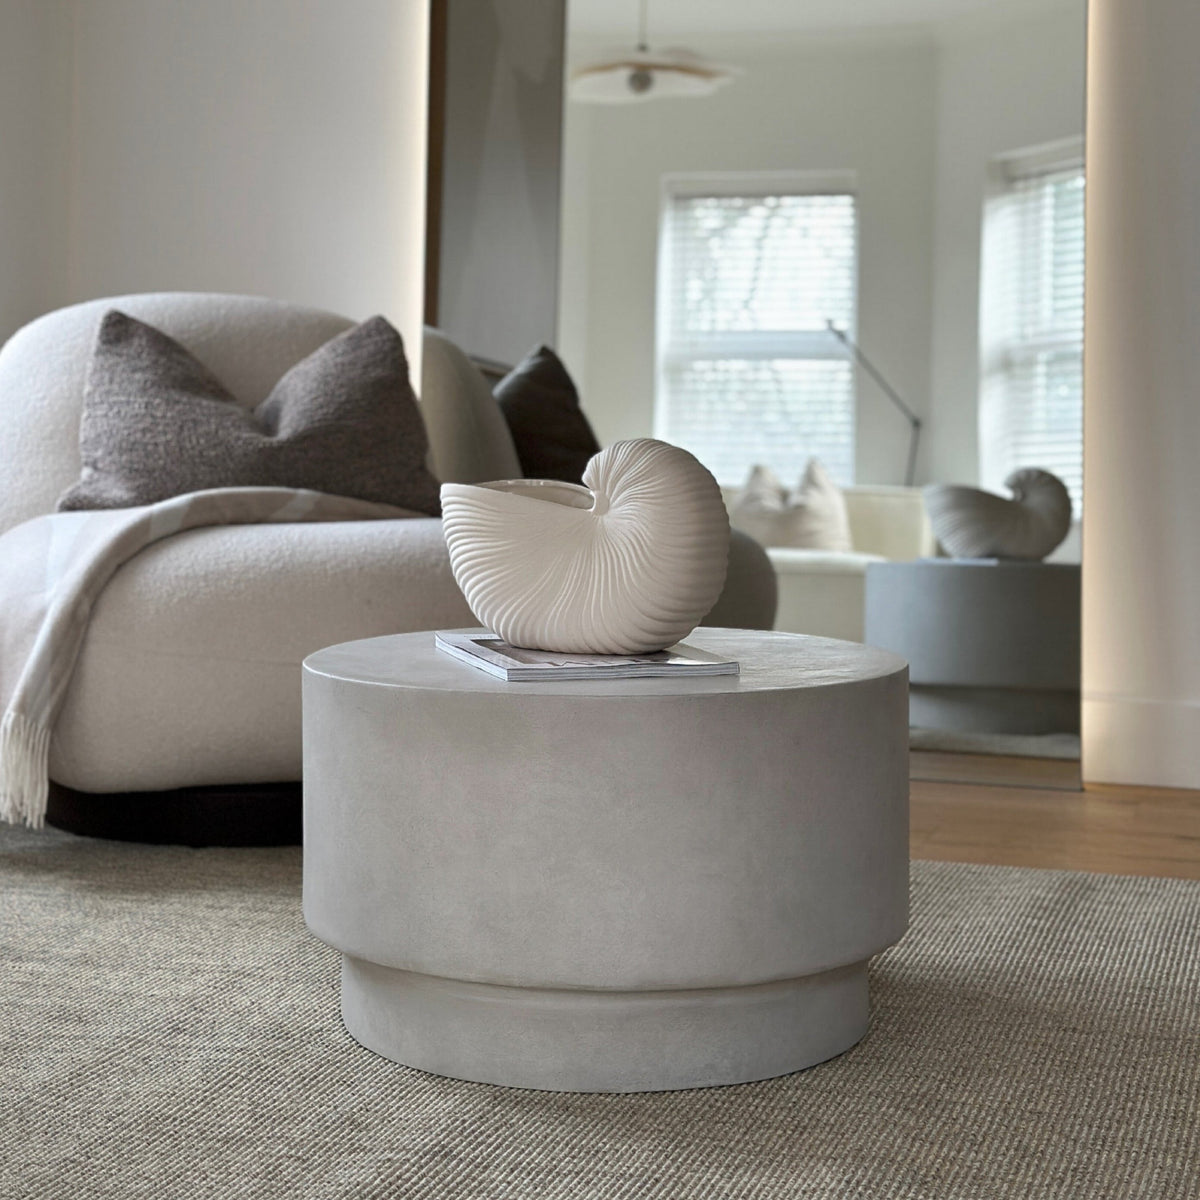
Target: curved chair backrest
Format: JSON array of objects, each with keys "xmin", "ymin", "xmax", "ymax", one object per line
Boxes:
[
  {"xmin": 0, "ymin": 293, "xmax": 355, "ymax": 537},
  {"xmin": 420, "ymin": 325, "xmax": 521, "ymax": 488}
]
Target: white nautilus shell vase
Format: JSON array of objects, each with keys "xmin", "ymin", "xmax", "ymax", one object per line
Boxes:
[
  {"xmin": 923, "ymin": 468, "xmax": 1073, "ymax": 561},
  {"xmin": 440, "ymin": 438, "xmax": 731, "ymax": 654}
]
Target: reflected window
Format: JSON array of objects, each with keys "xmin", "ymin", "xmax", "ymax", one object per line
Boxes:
[
  {"xmin": 655, "ymin": 174, "xmax": 858, "ymax": 487},
  {"xmin": 979, "ymin": 142, "xmax": 1085, "ymax": 509}
]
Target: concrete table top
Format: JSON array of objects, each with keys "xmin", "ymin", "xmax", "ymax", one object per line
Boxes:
[{"xmin": 304, "ymin": 625, "xmax": 906, "ymax": 696}]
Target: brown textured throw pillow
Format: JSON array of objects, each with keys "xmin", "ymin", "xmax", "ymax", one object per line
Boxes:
[
  {"xmin": 57, "ymin": 310, "xmax": 441, "ymax": 514},
  {"xmin": 493, "ymin": 345, "xmax": 601, "ymax": 484}
]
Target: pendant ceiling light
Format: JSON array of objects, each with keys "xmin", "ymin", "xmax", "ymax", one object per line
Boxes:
[{"xmin": 570, "ymin": 0, "xmax": 737, "ymax": 105}]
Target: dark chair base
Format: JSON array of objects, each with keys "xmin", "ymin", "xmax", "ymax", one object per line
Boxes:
[{"xmin": 46, "ymin": 780, "xmax": 302, "ymax": 847}]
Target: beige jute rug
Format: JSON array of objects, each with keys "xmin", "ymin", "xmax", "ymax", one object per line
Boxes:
[{"xmin": 1, "ymin": 824, "xmax": 1197, "ymax": 1199}]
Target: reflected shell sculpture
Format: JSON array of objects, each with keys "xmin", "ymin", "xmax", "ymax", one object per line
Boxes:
[
  {"xmin": 440, "ymin": 438, "xmax": 731, "ymax": 653},
  {"xmin": 923, "ymin": 468, "xmax": 1073, "ymax": 561}
]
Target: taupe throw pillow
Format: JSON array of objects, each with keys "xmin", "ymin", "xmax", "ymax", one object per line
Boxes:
[
  {"xmin": 57, "ymin": 310, "xmax": 442, "ymax": 515},
  {"xmin": 493, "ymin": 345, "xmax": 601, "ymax": 484}
]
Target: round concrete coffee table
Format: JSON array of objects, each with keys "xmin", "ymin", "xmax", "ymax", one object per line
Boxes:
[{"xmin": 302, "ymin": 627, "xmax": 908, "ymax": 1093}]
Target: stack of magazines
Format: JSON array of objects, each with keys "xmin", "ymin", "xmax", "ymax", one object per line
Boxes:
[{"xmin": 435, "ymin": 631, "xmax": 739, "ymax": 682}]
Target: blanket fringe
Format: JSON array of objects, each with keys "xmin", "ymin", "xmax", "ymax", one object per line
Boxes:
[{"xmin": 0, "ymin": 710, "xmax": 51, "ymax": 829}]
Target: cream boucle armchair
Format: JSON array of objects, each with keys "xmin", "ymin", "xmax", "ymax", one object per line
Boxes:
[{"xmin": 0, "ymin": 293, "xmax": 775, "ymax": 843}]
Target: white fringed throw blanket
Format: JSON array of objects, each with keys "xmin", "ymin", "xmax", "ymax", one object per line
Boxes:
[{"xmin": 0, "ymin": 487, "xmax": 412, "ymax": 828}]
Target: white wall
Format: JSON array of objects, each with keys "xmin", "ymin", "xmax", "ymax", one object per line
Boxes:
[
  {"xmin": 0, "ymin": 0, "xmax": 73, "ymax": 344},
  {"xmin": 1083, "ymin": 0, "xmax": 1200, "ymax": 789},
  {"xmin": 556, "ymin": 98, "xmax": 593, "ymax": 396},
  {"xmin": 925, "ymin": 7, "xmax": 1086, "ymax": 489},
  {"xmin": 66, "ymin": 0, "xmax": 429, "ymax": 358},
  {"xmin": 0, "ymin": 0, "xmax": 430, "ymax": 365},
  {"xmin": 558, "ymin": 33, "xmax": 939, "ymax": 487}
]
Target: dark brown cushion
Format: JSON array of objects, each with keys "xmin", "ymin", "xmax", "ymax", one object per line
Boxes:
[
  {"xmin": 493, "ymin": 345, "xmax": 601, "ymax": 484},
  {"xmin": 57, "ymin": 311, "xmax": 441, "ymax": 515}
]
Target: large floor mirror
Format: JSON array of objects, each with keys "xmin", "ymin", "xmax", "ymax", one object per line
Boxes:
[{"xmin": 556, "ymin": 0, "xmax": 1086, "ymax": 790}]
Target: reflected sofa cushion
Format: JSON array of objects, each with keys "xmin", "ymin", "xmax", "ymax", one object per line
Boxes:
[
  {"xmin": 493, "ymin": 345, "xmax": 601, "ymax": 484},
  {"xmin": 729, "ymin": 460, "xmax": 853, "ymax": 552}
]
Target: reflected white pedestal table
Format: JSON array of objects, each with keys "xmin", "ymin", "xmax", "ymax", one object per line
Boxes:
[{"xmin": 302, "ymin": 628, "xmax": 909, "ymax": 1093}]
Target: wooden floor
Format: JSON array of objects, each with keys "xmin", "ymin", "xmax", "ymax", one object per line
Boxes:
[{"xmin": 910, "ymin": 756, "xmax": 1200, "ymax": 880}]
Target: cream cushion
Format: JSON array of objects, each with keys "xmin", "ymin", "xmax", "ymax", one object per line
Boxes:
[
  {"xmin": 728, "ymin": 461, "xmax": 853, "ymax": 552},
  {"xmin": 49, "ymin": 518, "xmax": 475, "ymax": 792},
  {"xmin": 726, "ymin": 465, "xmax": 785, "ymax": 548},
  {"xmin": 765, "ymin": 488, "xmax": 935, "ymax": 641},
  {"xmin": 769, "ymin": 548, "xmax": 887, "ymax": 643},
  {"xmin": 49, "ymin": 522, "xmax": 773, "ymax": 792},
  {"xmin": 844, "ymin": 486, "xmax": 936, "ymax": 561}
]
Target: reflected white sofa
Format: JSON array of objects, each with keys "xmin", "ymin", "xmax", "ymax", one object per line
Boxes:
[
  {"xmin": 766, "ymin": 487, "xmax": 936, "ymax": 642},
  {"xmin": 0, "ymin": 293, "xmax": 775, "ymax": 824}
]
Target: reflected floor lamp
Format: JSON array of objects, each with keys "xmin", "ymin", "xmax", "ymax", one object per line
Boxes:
[{"xmin": 826, "ymin": 321, "xmax": 923, "ymax": 487}]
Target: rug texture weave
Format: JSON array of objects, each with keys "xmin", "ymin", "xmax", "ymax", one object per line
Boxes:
[{"xmin": 1, "ymin": 825, "xmax": 1197, "ymax": 1199}]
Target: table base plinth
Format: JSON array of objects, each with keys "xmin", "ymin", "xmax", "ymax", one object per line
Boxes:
[{"xmin": 340, "ymin": 955, "xmax": 869, "ymax": 1093}]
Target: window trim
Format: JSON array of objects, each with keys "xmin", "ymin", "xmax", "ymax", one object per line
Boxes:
[
  {"xmin": 653, "ymin": 171, "xmax": 860, "ymax": 481},
  {"xmin": 978, "ymin": 138, "xmax": 1085, "ymax": 506},
  {"xmin": 989, "ymin": 135, "xmax": 1085, "ymax": 186}
]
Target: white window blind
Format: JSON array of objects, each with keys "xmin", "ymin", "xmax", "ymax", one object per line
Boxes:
[
  {"xmin": 979, "ymin": 146, "xmax": 1085, "ymax": 509},
  {"xmin": 656, "ymin": 178, "xmax": 857, "ymax": 487}
]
